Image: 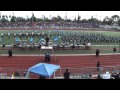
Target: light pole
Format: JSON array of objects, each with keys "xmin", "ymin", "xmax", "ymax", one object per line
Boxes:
[
  {"xmin": 32, "ymin": 11, "xmax": 33, "ymax": 27},
  {"xmin": 119, "ymin": 40, "xmax": 120, "ymax": 53},
  {"xmin": 0, "ymin": 11, "xmax": 1, "ymax": 23}
]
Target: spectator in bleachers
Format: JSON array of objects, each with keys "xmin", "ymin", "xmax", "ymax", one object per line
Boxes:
[
  {"xmin": 88, "ymin": 74, "xmax": 93, "ymax": 79},
  {"xmin": 23, "ymin": 70, "xmax": 27, "ymax": 77},
  {"xmin": 14, "ymin": 70, "xmax": 20, "ymax": 77},
  {"xmin": 0, "ymin": 21, "xmax": 99, "ymax": 29},
  {"xmin": 102, "ymin": 71, "xmax": 110, "ymax": 79},
  {"xmin": 97, "ymin": 74, "xmax": 102, "ymax": 79},
  {"xmin": 111, "ymin": 72, "xmax": 120, "ymax": 79}
]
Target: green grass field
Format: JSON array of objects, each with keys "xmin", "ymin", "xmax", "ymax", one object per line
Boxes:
[
  {"xmin": 0, "ymin": 49, "xmax": 119, "ymax": 54},
  {"xmin": 1, "ymin": 30, "xmax": 120, "ymax": 44},
  {"xmin": 0, "ymin": 30, "xmax": 120, "ymax": 54}
]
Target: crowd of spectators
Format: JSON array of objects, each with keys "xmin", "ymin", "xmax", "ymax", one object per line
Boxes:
[
  {"xmin": 94, "ymin": 71, "xmax": 120, "ymax": 79},
  {"xmin": 0, "ymin": 22, "xmax": 99, "ymax": 29}
]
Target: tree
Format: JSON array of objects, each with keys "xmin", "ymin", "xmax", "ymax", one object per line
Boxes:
[
  {"xmin": 117, "ymin": 19, "xmax": 120, "ymax": 26},
  {"xmin": 30, "ymin": 13, "xmax": 37, "ymax": 22},
  {"xmin": 107, "ymin": 18, "xmax": 113, "ymax": 25},
  {"xmin": 77, "ymin": 14, "xmax": 81, "ymax": 23},
  {"xmin": 10, "ymin": 15, "xmax": 16, "ymax": 22},
  {"xmin": 45, "ymin": 17, "xmax": 51, "ymax": 22},
  {"xmin": 81, "ymin": 19, "xmax": 88, "ymax": 23},
  {"xmin": 88, "ymin": 16, "xmax": 99, "ymax": 24},
  {"xmin": 52, "ymin": 17, "xmax": 58, "ymax": 22},
  {"xmin": 111, "ymin": 15, "xmax": 119, "ymax": 26},
  {"xmin": 102, "ymin": 16, "xmax": 112, "ymax": 25},
  {"xmin": 112, "ymin": 15, "xmax": 119, "ymax": 21},
  {"xmin": 73, "ymin": 16, "xmax": 76, "ymax": 22},
  {"xmin": 1, "ymin": 15, "xmax": 8, "ymax": 22},
  {"xmin": 57, "ymin": 15, "xmax": 63, "ymax": 22},
  {"xmin": 5, "ymin": 15, "xmax": 8, "ymax": 20}
]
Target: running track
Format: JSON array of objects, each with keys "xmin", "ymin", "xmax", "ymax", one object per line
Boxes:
[{"xmin": 0, "ymin": 54, "xmax": 120, "ymax": 69}]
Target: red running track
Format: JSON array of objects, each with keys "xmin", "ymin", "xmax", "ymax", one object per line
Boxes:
[
  {"xmin": 0, "ymin": 55, "xmax": 120, "ymax": 78},
  {"xmin": 0, "ymin": 55, "xmax": 120, "ymax": 69}
]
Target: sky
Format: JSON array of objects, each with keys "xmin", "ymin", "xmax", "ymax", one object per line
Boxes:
[{"xmin": 1, "ymin": 11, "xmax": 120, "ymax": 20}]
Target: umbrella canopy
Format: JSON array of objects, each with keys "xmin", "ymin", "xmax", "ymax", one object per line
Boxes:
[{"xmin": 27, "ymin": 63, "xmax": 60, "ymax": 78}]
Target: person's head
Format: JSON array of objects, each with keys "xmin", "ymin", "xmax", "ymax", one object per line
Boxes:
[
  {"xmin": 97, "ymin": 74, "xmax": 100, "ymax": 77},
  {"xmin": 106, "ymin": 71, "xmax": 109, "ymax": 75},
  {"xmin": 97, "ymin": 61, "xmax": 100, "ymax": 64},
  {"xmin": 89, "ymin": 74, "xmax": 92, "ymax": 77},
  {"xmin": 66, "ymin": 68, "xmax": 68, "ymax": 72}
]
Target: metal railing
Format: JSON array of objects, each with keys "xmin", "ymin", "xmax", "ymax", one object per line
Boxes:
[{"xmin": 1, "ymin": 65, "xmax": 120, "ymax": 79}]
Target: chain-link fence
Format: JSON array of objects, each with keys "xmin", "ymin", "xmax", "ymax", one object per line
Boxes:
[{"xmin": 0, "ymin": 65, "xmax": 120, "ymax": 79}]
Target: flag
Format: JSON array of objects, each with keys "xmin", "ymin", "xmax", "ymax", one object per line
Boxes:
[
  {"xmin": 0, "ymin": 11, "xmax": 1, "ymax": 19},
  {"xmin": 54, "ymin": 37, "xmax": 59, "ymax": 41},
  {"xmin": 48, "ymin": 27, "xmax": 51, "ymax": 37},
  {"xmin": 32, "ymin": 11, "xmax": 34, "ymax": 27}
]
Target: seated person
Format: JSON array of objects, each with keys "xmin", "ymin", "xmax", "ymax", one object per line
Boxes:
[
  {"xmin": 39, "ymin": 76, "xmax": 46, "ymax": 79},
  {"xmin": 102, "ymin": 71, "xmax": 110, "ymax": 79},
  {"xmin": 46, "ymin": 52, "xmax": 50, "ymax": 62},
  {"xmin": 97, "ymin": 74, "xmax": 102, "ymax": 79},
  {"xmin": 45, "ymin": 52, "xmax": 51, "ymax": 62},
  {"xmin": 45, "ymin": 53, "xmax": 47, "ymax": 62},
  {"xmin": 14, "ymin": 70, "xmax": 20, "ymax": 77},
  {"xmin": 23, "ymin": 71, "xmax": 27, "ymax": 77}
]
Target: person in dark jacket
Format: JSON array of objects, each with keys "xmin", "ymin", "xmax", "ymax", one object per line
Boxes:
[
  {"xmin": 64, "ymin": 68, "xmax": 70, "ymax": 79},
  {"xmin": 45, "ymin": 52, "xmax": 51, "ymax": 62},
  {"xmin": 96, "ymin": 61, "xmax": 100, "ymax": 71},
  {"xmin": 45, "ymin": 53, "xmax": 47, "ymax": 62},
  {"xmin": 14, "ymin": 70, "xmax": 20, "ymax": 77},
  {"xmin": 97, "ymin": 74, "xmax": 102, "ymax": 79},
  {"xmin": 45, "ymin": 36, "xmax": 49, "ymax": 46},
  {"xmin": 96, "ymin": 49, "xmax": 100, "ymax": 57},
  {"xmin": 47, "ymin": 52, "xmax": 50, "ymax": 62},
  {"xmin": 113, "ymin": 47, "xmax": 116, "ymax": 55},
  {"xmin": 39, "ymin": 76, "xmax": 46, "ymax": 79}
]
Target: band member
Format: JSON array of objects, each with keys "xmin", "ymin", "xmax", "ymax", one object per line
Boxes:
[{"xmin": 45, "ymin": 36, "xmax": 49, "ymax": 46}]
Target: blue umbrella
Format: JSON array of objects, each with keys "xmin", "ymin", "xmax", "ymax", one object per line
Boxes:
[{"xmin": 26, "ymin": 63, "xmax": 60, "ymax": 78}]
